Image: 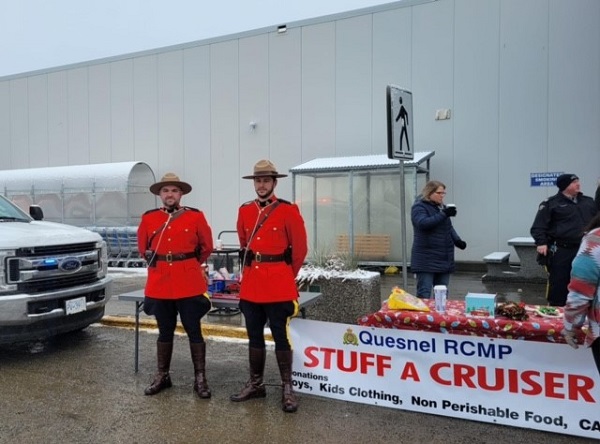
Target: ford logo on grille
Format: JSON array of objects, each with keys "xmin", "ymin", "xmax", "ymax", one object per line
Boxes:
[{"xmin": 60, "ymin": 257, "xmax": 82, "ymax": 272}]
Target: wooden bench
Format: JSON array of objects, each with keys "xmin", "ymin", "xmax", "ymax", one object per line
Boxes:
[
  {"xmin": 483, "ymin": 251, "xmax": 511, "ymax": 278},
  {"xmin": 336, "ymin": 234, "xmax": 391, "ymax": 260}
]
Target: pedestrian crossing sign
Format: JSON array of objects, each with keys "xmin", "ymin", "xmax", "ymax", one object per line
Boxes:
[{"xmin": 386, "ymin": 85, "xmax": 414, "ymax": 161}]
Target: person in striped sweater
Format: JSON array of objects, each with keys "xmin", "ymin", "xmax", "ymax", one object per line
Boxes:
[{"xmin": 562, "ymin": 212, "xmax": 600, "ymax": 375}]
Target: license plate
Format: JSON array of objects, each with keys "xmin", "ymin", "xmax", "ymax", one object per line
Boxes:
[{"xmin": 65, "ymin": 297, "xmax": 87, "ymax": 315}]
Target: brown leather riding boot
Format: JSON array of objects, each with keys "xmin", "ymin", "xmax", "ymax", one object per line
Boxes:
[
  {"xmin": 230, "ymin": 347, "xmax": 267, "ymax": 402},
  {"xmin": 144, "ymin": 341, "xmax": 173, "ymax": 396},
  {"xmin": 276, "ymin": 350, "xmax": 298, "ymax": 413},
  {"xmin": 190, "ymin": 342, "xmax": 211, "ymax": 399}
]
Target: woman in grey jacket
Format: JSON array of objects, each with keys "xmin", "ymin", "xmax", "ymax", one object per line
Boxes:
[{"xmin": 411, "ymin": 180, "xmax": 466, "ymax": 298}]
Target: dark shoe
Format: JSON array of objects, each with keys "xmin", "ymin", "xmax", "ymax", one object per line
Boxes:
[
  {"xmin": 144, "ymin": 372, "xmax": 172, "ymax": 396},
  {"xmin": 276, "ymin": 350, "xmax": 298, "ymax": 413},
  {"xmin": 144, "ymin": 341, "xmax": 173, "ymax": 396},
  {"xmin": 281, "ymin": 381, "xmax": 298, "ymax": 413},
  {"xmin": 230, "ymin": 347, "xmax": 266, "ymax": 402},
  {"xmin": 190, "ymin": 342, "xmax": 211, "ymax": 399}
]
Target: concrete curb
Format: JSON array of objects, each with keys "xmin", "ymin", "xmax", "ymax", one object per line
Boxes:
[{"xmin": 100, "ymin": 315, "xmax": 273, "ymax": 341}]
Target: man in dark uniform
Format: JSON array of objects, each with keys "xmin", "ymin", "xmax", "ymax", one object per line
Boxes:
[
  {"xmin": 531, "ymin": 173, "xmax": 597, "ymax": 306},
  {"xmin": 137, "ymin": 173, "xmax": 214, "ymax": 397},
  {"xmin": 230, "ymin": 160, "xmax": 308, "ymax": 413}
]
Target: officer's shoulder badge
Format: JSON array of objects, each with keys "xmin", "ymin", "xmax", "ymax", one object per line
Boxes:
[
  {"xmin": 143, "ymin": 208, "xmax": 161, "ymax": 215},
  {"xmin": 183, "ymin": 206, "xmax": 200, "ymax": 212},
  {"xmin": 538, "ymin": 203, "xmax": 546, "ymax": 211},
  {"xmin": 277, "ymin": 198, "xmax": 291, "ymax": 205}
]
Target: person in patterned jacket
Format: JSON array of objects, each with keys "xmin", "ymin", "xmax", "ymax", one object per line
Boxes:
[
  {"xmin": 562, "ymin": 213, "xmax": 600, "ymax": 375},
  {"xmin": 137, "ymin": 173, "xmax": 214, "ymax": 398},
  {"xmin": 230, "ymin": 160, "xmax": 307, "ymax": 413}
]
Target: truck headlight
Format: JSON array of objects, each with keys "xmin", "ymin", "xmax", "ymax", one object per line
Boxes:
[
  {"xmin": 97, "ymin": 241, "xmax": 108, "ymax": 278},
  {"xmin": 0, "ymin": 250, "xmax": 18, "ymax": 292}
]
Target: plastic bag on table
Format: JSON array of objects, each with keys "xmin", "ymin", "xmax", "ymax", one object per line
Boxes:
[{"xmin": 387, "ymin": 286, "xmax": 430, "ymax": 312}]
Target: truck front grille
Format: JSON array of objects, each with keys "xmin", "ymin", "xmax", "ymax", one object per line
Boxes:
[{"xmin": 5, "ymin": 243, "xmax": 102, "ymax": 293}]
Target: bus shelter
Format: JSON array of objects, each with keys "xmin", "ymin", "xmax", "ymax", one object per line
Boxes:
[{"xmin": 290, "ymin": 152, "xmax": 434, "ymax": 266}]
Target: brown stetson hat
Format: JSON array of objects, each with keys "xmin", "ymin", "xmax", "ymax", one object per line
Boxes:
[
  {"xmin": 242, "ymin": 159, "xmax": 288, "ymax": 179},
  {"xmin": 149, "ymin": 172, "xmax": 192, "ymax": 195}
]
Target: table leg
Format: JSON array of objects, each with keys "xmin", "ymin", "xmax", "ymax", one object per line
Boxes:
[{"xmin": 134, "ymin": 301, "xmax": 142, "ymax": 373}]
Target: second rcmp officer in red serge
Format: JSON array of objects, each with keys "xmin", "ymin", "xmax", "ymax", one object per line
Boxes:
[
  {"xmin": 230, "ymin": 160, "xmax": 308, "ymax": 413},
  {"xmin": 137, "ymin": 173, "xmax": 214, "ymax": 398}
]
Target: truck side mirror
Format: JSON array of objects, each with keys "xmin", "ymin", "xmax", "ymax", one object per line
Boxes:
[{"xmin": 29, "ymin": 205, "xmax": 44, "ymax": 221}]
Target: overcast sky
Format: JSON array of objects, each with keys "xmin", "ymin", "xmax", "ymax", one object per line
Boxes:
[{"xmin": 1, "ymin": 0, "xmax": 393, "ymax": 77}]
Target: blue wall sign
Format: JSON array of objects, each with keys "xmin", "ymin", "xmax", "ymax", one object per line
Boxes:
[{"xmin": 530, "ymin": 172, "xmax": 563, "ymax": 187}]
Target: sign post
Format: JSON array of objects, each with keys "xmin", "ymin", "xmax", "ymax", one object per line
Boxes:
[{"xmin": 387, "ymin": 85, "xmax": 414, "ymax": 289}]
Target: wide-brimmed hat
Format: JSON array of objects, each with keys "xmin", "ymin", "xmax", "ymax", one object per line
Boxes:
[
  {"xmin": 242, "ymin": 159, "xmax": 288, "ymax": 179},
  {"xmin": 149, "ymin": 172, "xmax": 192, "ymax": 195}
]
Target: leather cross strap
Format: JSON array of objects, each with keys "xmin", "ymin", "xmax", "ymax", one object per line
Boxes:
[{"xmin": 147, "ymin": 209, "xmax": 186, "ymax": 250}]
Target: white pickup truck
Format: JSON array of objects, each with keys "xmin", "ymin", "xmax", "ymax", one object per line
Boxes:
[{"xmin": 0, "ymin": 195, "xmax": 112, "ymax": 344}]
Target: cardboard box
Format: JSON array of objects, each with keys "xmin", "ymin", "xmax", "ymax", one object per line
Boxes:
[{"xmin": 465, "ymin": 293, "xmax": 496, "ymax": 318}]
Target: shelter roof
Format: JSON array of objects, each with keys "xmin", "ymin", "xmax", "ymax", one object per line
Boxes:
[
  {"xmin": 289, "ymin": 152, "xmax": 434, "ymax": 175},
  {"xmin": 0, "ymin": 161, "xmax": 154, "ymax": 192}
]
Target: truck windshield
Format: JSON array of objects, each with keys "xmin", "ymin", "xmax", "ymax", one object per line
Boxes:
[{"xmin": 0, "ymin": 196, "xmax": 32, "ymax": 222}]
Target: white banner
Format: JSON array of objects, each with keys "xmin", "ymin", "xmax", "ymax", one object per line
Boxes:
[{"xmin": 290, "ymin": 319, "xmax": 600, "ymax": 440}]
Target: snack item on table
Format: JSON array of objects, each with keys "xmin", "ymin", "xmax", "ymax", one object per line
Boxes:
[
  {"xmin": 495, "ymin": 302, "xmax": 529, "ymax": 321},
  {"xmin": 387, "ymin": 286, "xmax": 430, "ymax": 312},
  {"xmin": 535, "ymin": 306, "xmax": 560, "ymax": 318}
]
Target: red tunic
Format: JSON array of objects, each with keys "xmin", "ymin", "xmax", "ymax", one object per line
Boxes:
[
  {"xmin": 236, "ymin": 197, "xmax": 308, "ymax": 303},
  {"xmin": 137, "ymin": 207, "xmax": 213, "ymax": 299}
]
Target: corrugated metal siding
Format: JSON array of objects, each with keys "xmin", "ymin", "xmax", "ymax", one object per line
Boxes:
[{"xmin": 0, "ymin": 0, "xmax": 598, "ymax": 263}]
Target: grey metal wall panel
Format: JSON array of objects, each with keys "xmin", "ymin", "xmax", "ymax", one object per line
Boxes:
[
  {"xmin": 269, "ymin": 28, "xmax": 302, "ymax": 201},
  {"xmin": 133, "ymin": 55, "xmax": 159, "ymax": 168},
  {"xmin": 157, "ymin": 51, "xmax": 185, "ymax": 174},
  {"xmin": 301, "ymin": 22, "xmax": 336, "ymax": 162},
  {"xmin": 210, "ymin": 40, "xmax": 240, "ymax": 233},
  {"xmin": 412, "ymin": 0, "xmax": 453, "ymax": 167},
  {"xmin": 66, "ymin": 68, "xmax": 89, "ymax": 165},
  {"xmin": 183, "ymin": 46, "xmax": 212, "ymax": 213},
  {"xmin": 548, "ymin": 0, "xmax": 600, "ymax": 171},
  {"xmin": 88, "ymin": 64, "xmax": 111, "ymax": 165},
  {"xmin": 28, "ymin": 75, "xmax": 49, "ymax": 167},
  {"xmin": 110, "ymin": 60, "xmax": 135, "ymax": 162},
  {"xmin": 453, "ymin": 0, "xmax": 501, "ymax": 259},
  {"xmin": 498, "ymin": 0, "xmax": 549, "ymax": 253},
  {"xmin": 336, "ymin": 15, "xmax": 373, "ymax": 156},
  {"xmin": 239, "ymin": 33, "xmax": 270, "ymax": 205},
  {"xmin": 372, "ymin": 8, "xmax": 413, "ymax": 152},
  {"xmin": 47, "ymin": 71, "xmax": 68, "ymax": 166},
  {"xmin": 0, "ymin": 0, "xmax": 599, "ymax": 263},
  {"xmin": 9, "ymin": 78, "xmax": 28, "ymax": 168}
]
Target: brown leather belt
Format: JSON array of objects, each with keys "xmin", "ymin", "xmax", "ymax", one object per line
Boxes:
[
  {"xmin": 244, "ymin": 251, "xmax": 286, "ymax": 265},
  {"xmin": 155, "ymin": 252, "xmax": 197, "ymax": 263}
]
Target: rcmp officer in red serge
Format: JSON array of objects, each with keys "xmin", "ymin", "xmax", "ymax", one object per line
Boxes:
[
  {"xmin": 137, "ymin": 173, "xmax": 214, "ymax": 398},
  {"xmin": 230, "ymin": 160, "xmax": 308, "ymax": 413}
]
